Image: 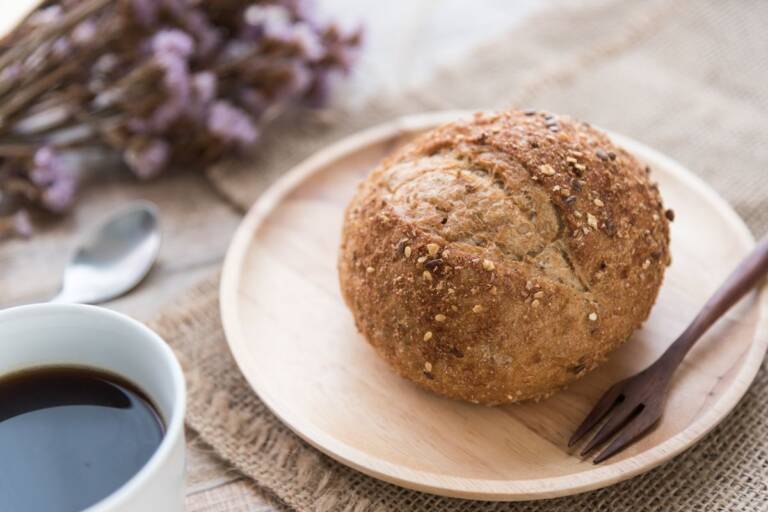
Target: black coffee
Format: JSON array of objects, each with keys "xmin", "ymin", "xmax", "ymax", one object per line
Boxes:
[{"xmin": 0, "ymin": 367, "xmax": 165, "ymax": 512}]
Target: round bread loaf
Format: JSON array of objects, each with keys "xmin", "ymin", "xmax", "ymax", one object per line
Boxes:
[{"xmin": 338, "ymin": 110, "xmax": 672, "ymax": 405}]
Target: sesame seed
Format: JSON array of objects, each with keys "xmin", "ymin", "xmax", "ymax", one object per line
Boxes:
[
  {"xmin": 426, "ymin": 243, "xmax": 439, "ymax": 256},
  {"xmin": 571, "ymin": 178, "xmax": 583, "ymax": 192},
  {"xmin": 574, "ymin": 163, "xmax": 586, "ymax": 172},
  {"xmin": 423, "ymin": 331, "xmax": 433, "ymax": 341},
  {"xmin": 594, "ymin": 198, "xmax": 604, "ymax": 207},
  {"xmin": 417, "ymin": 256, "xmax": 427, "ymax": 264},
  {"xmin": 533, "ymin": 291, "xmax": 545, "ymax": 299},
  {"xmin": 525, "ymin": 280, "xmax": 534, "ymax": 290},
  {"xmin": 587, "ymin": 213, "xmax": 599, "ymax": 229},
  {"xmin": 538, "ymin": 164, "xmax": 556, "ymax": 176},
  {"xmin": 422, "ymin": 270, "xmax": 432, "ymax": 281},
  {"xmin": 565, "ymin": 196, "xmax": 577, "ymax": 205},
  {"xmin": 472, "ymin": 304, "xmax": 484, "ymax": 313},
  {"xmin": 435, "ymin": 314, "xmax": 446, "ymax": 322},
  {"xmin": 424, "ymin": 362, "xmax": 433, "ymax": 372},
  {"xmin": 482, "ymin": 259, "xmax": 495, "ymax": 271},
  {"xmin": 366, "ymin": 267, "xmax": 375, "ymax": 273},
  {"xmin": 566, "ymin": 156, "xmax": 577, "ymax": 163},
  {"xmin": 588, "ymin": 312, "xmax": 598, "ymax": 321},
  {"xmin": 404, "ymin": 246, "xmax": 412, "ymax": 258}
]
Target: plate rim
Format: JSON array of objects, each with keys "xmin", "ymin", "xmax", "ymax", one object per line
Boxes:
[{"xmin": 220, "ymin": 111, "xmax": 768, "ymax": 500}]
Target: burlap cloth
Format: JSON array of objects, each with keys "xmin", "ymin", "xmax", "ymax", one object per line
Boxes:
[{"xmin": 151, "ymin": 0, "xmax": 768, "ymax": 510}]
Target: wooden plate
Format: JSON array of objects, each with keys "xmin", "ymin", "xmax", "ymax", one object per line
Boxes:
[{"xmin": 220, "ymin": 111, "xmax": 768, "ymax": 500}]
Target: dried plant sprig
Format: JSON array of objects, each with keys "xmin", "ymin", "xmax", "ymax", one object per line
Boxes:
[{"xmin": 0, "ymin": 0, "xmax": 361, "ymax": 239}]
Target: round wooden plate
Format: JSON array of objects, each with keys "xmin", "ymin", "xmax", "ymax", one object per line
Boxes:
[{"xmin": 220, "ymin": 111, "xmax": 768, "ymax": 501}]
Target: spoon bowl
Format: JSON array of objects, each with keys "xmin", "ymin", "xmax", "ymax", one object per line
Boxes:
[{"xmin": 52, "ymin": 202, "xmax": 161, "ymax": 304}]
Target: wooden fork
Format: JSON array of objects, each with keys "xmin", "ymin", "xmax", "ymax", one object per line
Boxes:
[{"xmin": 570, "ymin": 235, "xmax": 768, "ymax": 463}]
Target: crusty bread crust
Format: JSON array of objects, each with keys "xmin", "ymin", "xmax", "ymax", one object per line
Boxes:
[{"xmin": 338, "ymin": 110, "xmax": 671, "ymax": 405}]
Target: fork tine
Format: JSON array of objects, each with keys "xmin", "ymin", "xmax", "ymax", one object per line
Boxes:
[
  {"xmin": 593, "ymin": 411, "xmax": 660, "ymax": 464},
  {"xmin": 580, "ymin": 400, "xmax": 642, "ymax": 456},
  {"xmin": 568, "ymin": 383, "xmax": 623, "ymax": 447}
]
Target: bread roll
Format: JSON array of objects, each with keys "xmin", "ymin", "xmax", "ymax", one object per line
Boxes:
[{"xmin": 338, "ymin": 110, "xmax": 671, "ymax": 405}]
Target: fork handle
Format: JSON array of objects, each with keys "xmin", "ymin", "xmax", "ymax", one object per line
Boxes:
[{"xmin": 663, "ymin": 234, "xmax": 768, "ymax": 368}]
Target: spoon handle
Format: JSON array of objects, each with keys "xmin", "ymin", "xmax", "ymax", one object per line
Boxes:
[{"xmin": 663, "ymin": 234, "xmax": 768, "ymax": 367}]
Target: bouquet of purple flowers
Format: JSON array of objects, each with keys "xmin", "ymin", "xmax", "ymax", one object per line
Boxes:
[{"xmin": 0, "ymin": 0, "xmax": 360, "ymax": 238}]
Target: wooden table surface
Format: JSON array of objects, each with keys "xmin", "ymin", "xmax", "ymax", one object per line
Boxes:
[{"xmin": 0, "ymin": 1, "xmax": 548, "ymax": 509}]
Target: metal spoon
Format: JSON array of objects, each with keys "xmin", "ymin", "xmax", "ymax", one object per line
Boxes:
[{"xmin": 50, "ymin": 201, "xmax": 161, "ymax": 304}]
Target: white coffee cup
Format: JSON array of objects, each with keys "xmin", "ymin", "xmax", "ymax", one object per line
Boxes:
[{"xmin": 0, "ymin": 303, "xmax": 186, "ymax": 512}]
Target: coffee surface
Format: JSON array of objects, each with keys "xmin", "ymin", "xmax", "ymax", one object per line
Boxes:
[{"xmin": 0, "ymin": 367, "xmax": 164, "ymax": 512}]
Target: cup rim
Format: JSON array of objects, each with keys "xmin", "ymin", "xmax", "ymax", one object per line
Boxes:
[{"xmin": 0, "ymin": 303, "xmax": 187, "ymax": 512}]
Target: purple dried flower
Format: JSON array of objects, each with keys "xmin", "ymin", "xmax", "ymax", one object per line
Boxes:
[
  {"xmin": 207, "ymin": 101, "xmax": 258, "ymax": 146},
  {"xmin": 72, "ymin": 20, "xmax": 97, "ymax": 46},
  {"xmin": 244, "ymin": 4, "xmax": 292, "ymax": 39},
  {"xmin": 150, "ymin": 58, "xmax": 189, "ymax": 130},
  {"xmin": 93, "ymin": 53, "xmax": 119, "ymax": 75},
  {"xmin": 30, "ymin": 147, "xmax": 69, "ymax": 185},
  {"xmin": 0, "ymin": 0, "xmax": 362, "ymax": 237},
  {"xmin": 0, "ymin": 62, "xmax": 22, "ymax": 82},
  {"xmin": 125, "ymin": 138, "xmax": 170, "ymax": 179},
  {"xmin": 29, "ymin": 147, "xmax": 79, "ymax": 212},
  {"xmin": 51, "ymin": 37, "xmax": 70, "ymax": 58},
  {"xmin": 185, "ymin": 71, "xmax": 217, "ymax": 120},
  {"xmin": 42, "ymin": 178, "xmax": 77, "ymax": 212},
  {"xmin": 12, "ymin": 210, "xmax": 33, "ymax": 238},
  {"xmin": 152, "ymin": 29, "xmax": 195, "ymax": 58},
  {"xmin": 289, "ymin": 61, "xmax": 313, "ymax": 95},
  {"xmin": 179, "ymin": 10, "xmax": 221, "ymax": 57},
  {"xmin": 142, "ymin": 35, "xmax": 193, "ymax": 131},
  {"xmin": 155, "ymin": 0, "xmax": 220, "ymax": 56},
  {"xmin": 192, "ymin": 71, "xmax": 217, "ymax": 104},
  {"xmin": 288, "ymin": 23, "xmax": 325, "ymax": 61}
]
